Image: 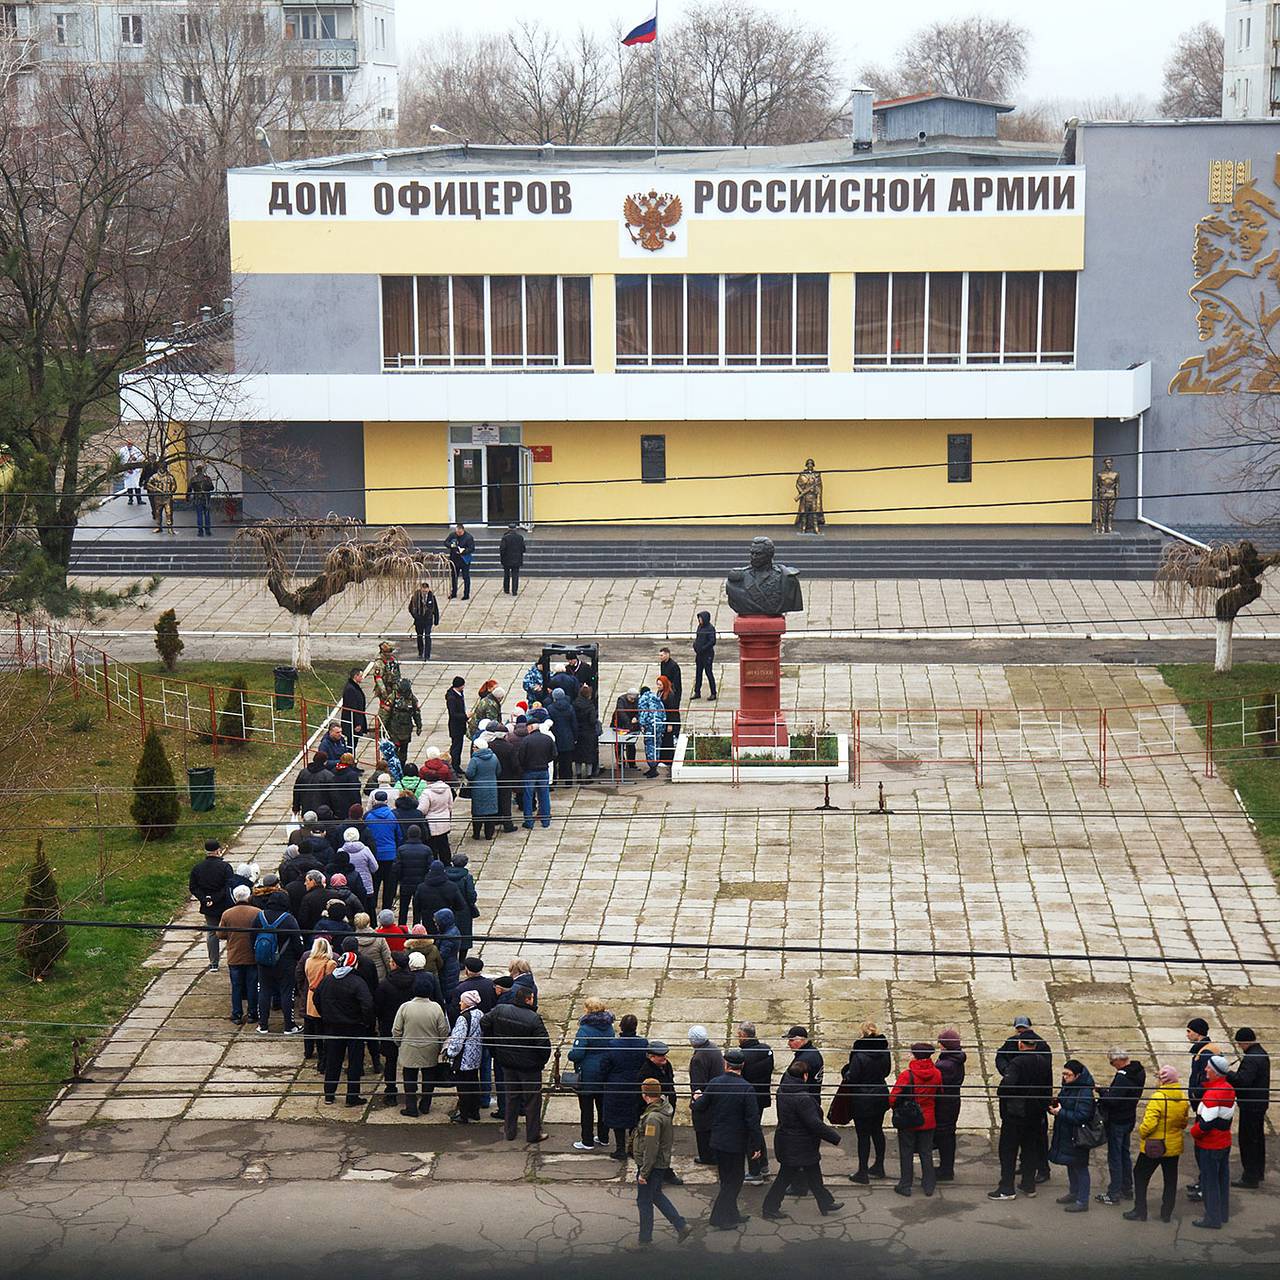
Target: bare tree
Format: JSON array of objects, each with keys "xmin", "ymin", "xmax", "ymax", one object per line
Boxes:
[
  {"xmin": 1159, "ymin": 21, "xmax": 1225, "ymax": 119},
  {"xmin": 234, "ymin": 520, "xmax": 450, "ymax": 669},
  {"xmin": 862, "ymin": 15, "xmax": 1031, "ymax": 102}
]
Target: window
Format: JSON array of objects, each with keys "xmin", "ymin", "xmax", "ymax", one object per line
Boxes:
[
  {"xmin": 179, "ymin": 13, "xmax": 200, "ymax": 44},
  {"xmin": 293, "ymin": 73, "xmax": 344, "ymax": 102},
  {"xmin": 181, "ymin": 75, "xmax": 204, "ymax": 106},
  {"xmin": 246, "ymin": 13, "xmax": 266, "ymax": 44},
  {"xmin": 120, "ymin": 13, "xmax": 143, "ymax": 46},
  {"xmin": 286, "ymin": 9, "xmax": 338, "ymax": 40},
  {"xmin": 54, "ymin": 11, "xmax": 81, "ymax": 46},
  {"xmin": 616, "ymin": 274, "xmax": 828, "ymax": 368},
  {"xmin": 247, "ymin": 75, "xmax": 269, "ymax": 105},
  {"xmin": 947, "ymin": 434, "xmax": 972, "ymax": 484},
  {"xmin": 381, "ymin": 276, "xmax": 593, "ymax": 370},
  {"xmin": 0, "ymin": 4, "xmax": 25, "ymax": 36},
  {"xmin": 376, "ymin": 16, "xmax": 387, "ymax": 50},
  {"xmin": 853, "ymin": 271, "xmax": 1077, "ymax": 368},
  {"xmin": 641, "ymin": 435, "xmax": 667, "ymax": 483}
]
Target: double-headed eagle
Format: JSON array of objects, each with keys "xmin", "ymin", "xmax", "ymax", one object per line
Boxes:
[{"xmin": 624, "ymin": 190, "xmax": 682, "ymax": 252}]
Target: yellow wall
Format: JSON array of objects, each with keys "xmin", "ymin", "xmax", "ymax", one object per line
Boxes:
[
  {"xmin": 364, "ymin": 421, "xmax": 450, "ymax": 525},
  {"xmin": 230, "ymin": 215, "xmax": 1085, "ymax": 277},
  {"xmin": 362, "ymin": 419, "xmax": 1094, "ymax": 526}
]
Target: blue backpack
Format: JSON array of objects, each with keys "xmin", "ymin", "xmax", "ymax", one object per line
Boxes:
[{"xmin": 254, "ymin": 911, "xmax": 280, "ymax": 967}]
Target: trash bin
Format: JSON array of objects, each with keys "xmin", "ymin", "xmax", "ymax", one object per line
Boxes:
[
  {"xmin": 187, "ymin": 766, "xmax": 216, "ymax": 813},
  {"xmin": 273, "ymin": 665, "xmax": 298, "ymax": 711}
]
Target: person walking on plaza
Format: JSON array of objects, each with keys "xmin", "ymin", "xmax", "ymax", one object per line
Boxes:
[
  {"xmin": 689, "ymin": 1026, "xmax": 726, "ymax": 1166},
  {"xmin": 386, "ymin": 678, "xmax": 422, "ymax": 765},
  {"xmin": 392, "ymin": 972, "xmax": 452, "ymax": 1117},
  {"xmin": 146, "ymin": 461, "xmax": 177, "ymax": 533},
  {"xmin": 1048, "ymin": 1059, "xmax": 1098, "ymax": 1213},
  {"xmin": 934, "ymin": 1028, "xmax": 966, "ymax": 1182},
  {"xmin": 481, "ymin": 984, "xmax": 552, "ymax": 1144},
  {"xmin": 1096, "ymin": 1048, "xmax": 1146, "ymax": 1205},
  {"xmin": 989, "ymin": 1030, "xmax": 1054, "ymax": 1201},
  {"xmin": 834, "ymin": 1022, "xmax": 891, "ymax": 1183},
  {"xmin": 500, "ymin": 522, "xmax": 526, "ymax": 595},
  {"xmin": 737, "ymin": 1022, "xmax": 775, "ymax": 1185},
  {"xmin": 371, "ymin": 642, "xmax": 401, "ymax": 722},
  {"xmin": 341, "ymin": 669, "xmax": 367, "ymax": 755},
  {"xmin": 889, "ymin": 1042, "xmax": 942, "ymax": 1197},
  {"xmin": 216, "ymin": 885, "xmax": 260, "ymax": 1025},
  {"xmin": 408, "ymin": 582, "xmax": 440, "ymax": 660},
  {"xmin": 691, "ymin": 611, "xmax": 717, "ymax": 701},
  {"xmin": 634, "ymin": 1078, "xmax": 692, "ymax": 1247},
  {"xmin": 1226, "ymin": 1028, "xmax": 1269, "ymax": 1189},
  {"xmin": 692, "ymin": 1049, "xmax": 765, "ymax": 1231},
  {"xmin": 761, "ymin": 1060, "xmax": 844, "ymax": 1220},
  {"xmin": 189, "ymin": 839, "xmax": 234, "ymax": 971},
  {"xmin": 446, "ymin": 676, "xmax": 467, "ymax": 774},
  {"xmin": 997, "ymin": 1014, "xmax": 1053, "ymax": 1183},
  {"xmin": 518, "ymin": 715, "xmax": 556, "ymax": 828},
  {"xmin": 1190, "ymin": 1054, "xmax": 1237, "ymax": 1229},
  {"xmin": 187, "ymin": 464, "xmax": 216, "ymax": 537},
  {"xmin": 444, "ymin": 523, "xmax": 475, "ymax": 599},
  {"xmin": 315, "ymin": 949, "xmax": 374, "ymax": 1105},
  {"xmin": 1124, "ymin": 1065, "xmax": 1189, "ymax": 1224},
  {"xmin": 568, "ymin": 998, "xmax": 616, "ymax": 1150}
]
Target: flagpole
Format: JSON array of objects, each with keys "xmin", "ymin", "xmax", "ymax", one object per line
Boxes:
[{"xmin": 652, "ymin": 1, "xmax": 660, "ymax": 163}]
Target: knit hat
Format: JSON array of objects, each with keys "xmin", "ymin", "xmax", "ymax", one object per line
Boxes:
[
  {"xmin": 688, "ymin": 1025, "xmax": 709, "ymax": 1046},
  {"xmin": 1208, "ymin": 1054, "xmax": 1230, "ymax": 1075},
  {"xmin": 453, "ymin": 853, "xmax": 469, "ymax": 868},
  {"xmin": 377, "ymin": 909, "xmax": 395, "ymax": 926},
  {"xmin": 392, "ymin": 950, "xmax": 410, "ymax": 968},
  {"xmin": 1187, "ymin": 1017, "xmax": 1210, "ymax": 1036},
  {"xmin": 402, "ymin": 763, "xmax": 419, "ymax": 777},
  {"xmin": 343, "ymin": 827, "xmax": 359, "ymax": 842},
  {"xmin": 530, "ymin": 708, "xmax": 549, "ymax": 723},
  {"xmin": 938, "ymin": 1028, "xmax": 962, "ymax": 1050},
  {"xmin": 235, "ymin": 862, "xmax": 255, "ymax": 879},
  {"xmin": 460, "ymin": 989, "xmax": 482, "ymax": 1009},
  {"xmin": 204, "ymin": 839, "xmax": 222, "ymax": 853},
  {"xmin": 302, "ymin": 811, "xmax": 318, "ymax": 824},
  {"xmin": 408, "ymin": 952, "xmax": 427, "ymax": 971},
  {"xmin": 786, "ymin": 1025, "xmax": 809, "ymax": 1040},
  {"xmin": 724, "ymin": 1049, "xmax": 746, "ymax": 1067},
  {"xmin": 426, "ymin": 746, "xmax": 442, "ymax": 760},
  {"xmin": 378, "ymin": 773, "xmax": 392, "ymax": 785},
  {"xmin": 1235, "ymin": 1027, "xmax": 1257, "ymax": 1042},
  {"xmin": 413, "ymin": 975, "xmax": 435, "ymax": 998},
  {"xmin": 374, "ymin": 790, "xmax": 388, "ymax": 802},
  {"xmin": 261, "ymin": 872, "xmax": 280, "ymax": 887},
  {"xmin": 410, "ymin": 924, "xmax": 428, "ymax": 936},
  {"xmin": 491, "ymin": 686, "xmax": 505, "ymax": 700},
  {"xmin": 464, "ymin": 956, "xmax": 483, "ymax": 973},
  {"xmin": 330, "ymin": 873, "xmax": 347, "ymax": 887},
  {"xmin": 911, "ymin": 1042, "xmax": 934, "ymax": 1058},
  {"xmin": 1158, "ymin": 1065, "xmax": 1180, "ymax": 1084}
]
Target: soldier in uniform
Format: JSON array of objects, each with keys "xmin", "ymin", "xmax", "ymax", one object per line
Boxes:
[
  {"xmin": 794, "ymin": 459, "xmax": 825, "ymax": 535},
  {"xmin": 1095, "ymin": 458, "xmax": 1119, "ymax": 534},
  {"xmin": 371, "ymin": 642, "xmax": 401, "ymax": 721},
  {"xmin": 146, "ymin": 463, "xmax": 178, "ymax": 534}
]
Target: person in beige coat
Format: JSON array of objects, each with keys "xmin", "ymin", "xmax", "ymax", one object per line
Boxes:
[
  {"xmin": 352, "ymin": 913, "xmax": 393, "ymax": 982},
  {"xmin": 392, "ymin": 975, "xmax": 453, "ymax": 1117}
]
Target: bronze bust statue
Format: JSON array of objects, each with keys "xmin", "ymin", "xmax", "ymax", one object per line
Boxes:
[
  {"xmin": 726, "ymin": 536, "xmax": 803, "ymax": 616},
  {"xmin": 795, "ymin": 458, "xmax": 825, "ymax": 534}
]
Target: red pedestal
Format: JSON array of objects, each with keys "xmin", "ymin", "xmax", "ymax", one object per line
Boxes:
[{"xmin": 733, "ymin": 615, "xmax": 789, "ymax": 750}]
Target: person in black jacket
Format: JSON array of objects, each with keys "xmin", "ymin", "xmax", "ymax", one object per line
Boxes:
[
  {"xmin": 1227, "ymin": 1028, "xmax": 1270, "ymax": 1188},
  {"xmin": 292, "ymin": 756, "xmax": 334, "ymax": 818},
  {"xmin": 737, "ymin": 1021, "xmax": 776, "ymax": 1184},
  {"xmin": 838, "ymin": 1025, "xmax": 891, "ymax": 1183},
  {"xmin": 251, "ymin": 881, "xmax": 303, "ymax": 1034},
  {"xmin": 407, "ymin": 582, "xmax": 441, "ymax": 659},
  {"xmin": 761, "ymin": 1061, "xmax": 843, "ymax": 1220},
  {"xmin": 296, "ymin": 871, "xmax": 332, "ymax": 935},
  {"xmin": 412, "ymin": 859, "xmax": 467, "ymax": 931},
  {"xmin": 691, "ymin": 1051, "xmax": 765, "ymax": 1230},
  {"xmin": 480, "ymin": 986, "xmax": 552, "ymax": 1142},
  {"xmin": 393, "ymin": 790, "xmax": 424, "ymax": 839},
  {"xmin": 691, "ymin": 611, "xmax": 717, "ymax": 700},
  {"xmin": 340, "ymin": 670, "xmax": 368, "ymax": 754},
  {"xmin": 446, "ymin": 677, "xmax": 467, "ymax": 773},
  {"xmin": 373, "ymin": 950, "xmax": 416, "ymax": 1105},
  {"xmin": 487, "ymin": 729, "xmax": 520, "ymax": 833},
  {"xmin": 996, "ymin": 1017, "xmax": 1053, "ymax": 1182},
  {"xmin": 499, "ymin": 523, "xmax": 526, "ymax": 595},
  {"xmin": 1184, "ymin": 1016, "xmax": 1217, "ymax": 1200},
  {"xmin": 444, "ymin": 524, "xmax": 475, "ymax": 599},
  {"xmin": 188, "ymin": 840, "xmax": 234, "ymax": 970},
  {"xmin": 689, "ymin": 1027, "xmax": 726, "ymax": 1165},
  {"xmin": 572, "ymin": 686, "xmax": 601, "ymax": 782},
  {"xmin": 518, "ymin": 723, "xmax": 556, "ymax": 829},
  {"xmin": 988, "ymin": 1033, "xmax": 1054, "ymax": 1200},
  {"xmin": 935, "ymin": 1029, "xmax": 967, "ymax": 1182},
  {"xmin": 330, "ymin": 755, "xmax": 362, "ymax": 818},
  {"xmin": 314, "ymin": 949, "xmax": 374, "ymax": 1105},
  {"xmin": 396, "ymin": 825, "xmax": 433, "ymax": 926},
  {"xmin": 1097, "ymin": 1049, "xmax": 1147, "ymax": 1204}
]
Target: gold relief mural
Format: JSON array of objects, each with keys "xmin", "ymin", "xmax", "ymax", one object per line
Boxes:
[{"xmin": 1170, "ymin": 155, "xmax": 1280, "ymax": 395}]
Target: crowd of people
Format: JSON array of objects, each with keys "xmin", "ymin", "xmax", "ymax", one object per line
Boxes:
[{"xmin": 190, "ymin": 832, "xmax": 1270, "ymax": 1245}]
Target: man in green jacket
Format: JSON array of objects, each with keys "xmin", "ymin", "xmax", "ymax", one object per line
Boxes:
[{"xmin": 634, "ymin": 1079, "xmax": 692, "ymax": 1247}]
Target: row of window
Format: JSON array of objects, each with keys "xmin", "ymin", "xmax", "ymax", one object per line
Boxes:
[
  {"xmin": 381, "ymin": 273, "xmax": 1078, "ymax": 370},
  {"xmin": 382, "ymin": 276, "xmax": 593, "ymax": 370},
  {"xmin": 181, "ymin": 71, "xmax": 346, "ymax": 107}
]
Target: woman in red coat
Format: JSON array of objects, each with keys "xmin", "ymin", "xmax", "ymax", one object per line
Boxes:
[{"xmin": 888, "ymin": 1042, "xmax": 943, "ymax": 1197}]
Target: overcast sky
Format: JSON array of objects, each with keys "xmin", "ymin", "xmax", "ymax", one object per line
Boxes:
[{"xmin": 396, "ymin": 1, "xmax": 1222, "ymax": 106}]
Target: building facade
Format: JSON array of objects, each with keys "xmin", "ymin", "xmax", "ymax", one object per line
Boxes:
[
  {"xmin": 122, "ymin": 106, "xmax": 1280, "ymax": 538},
  {"xmin": 0, "ymin": 1, "xmax": 397, "ymax": 131},
  {"xmin": 1224, "ymin": 1, "xmax": 1279, "ymax": 119}
]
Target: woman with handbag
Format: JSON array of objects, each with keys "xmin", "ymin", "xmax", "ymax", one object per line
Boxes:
[
  {"xmin": 567, "ymin": 998, "xmax": 616, "ymax": 1151},
  {"xmin": 888, "ymin": 1043, "xmax": 942, "ymax": 1197},
  {"xmin": 443, "ymin": 989, "xmax": 486, "ymax": 1123},
  {"xmin": 1125, "ymin": 1064, "xmax": 1189, "ymax": 1223},
  {"xmin": 836, "ymin": 1023, "xmax": 892, "ymax": 1184},
  {"xmin": 1049, "ymin": 1060, "xmax": 1100, "ymax": 1212}
]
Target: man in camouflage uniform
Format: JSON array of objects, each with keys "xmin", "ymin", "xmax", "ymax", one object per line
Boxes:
[
  {"xmin": 371, "ymin": 641, "xmax": 401, "ymax": 721},
  {"xmin": 146, "ymin": 463, "xmax": 178, "ymax": 534}
]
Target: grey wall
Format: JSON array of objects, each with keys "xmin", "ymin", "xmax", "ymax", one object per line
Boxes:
[
  {"xmin": 877, "ymin": 100, "xmax": 1000, "ymax": 141},
  {"xmin": 241, "ymin": 422, "xmax": 366, "ymax": 520},
  {"xmin": 1078, "ymin": 120, "xmax": 1280, "ymax": 530},
  {"xmin": 233, "ymin": 274, "xmax": 382, "ymax": 375}
]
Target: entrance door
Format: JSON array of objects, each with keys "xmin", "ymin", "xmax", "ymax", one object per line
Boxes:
[
  {"xmin": 519, "ymin": 446, "xmax": 534, "ymax": 528},
  {"xmin": 450, "ymin": 447, "xmax": 485, "ymax": 523},
  {"xmin": 486, "ymin": 444, "xmax": 521, "ymax": 524}
]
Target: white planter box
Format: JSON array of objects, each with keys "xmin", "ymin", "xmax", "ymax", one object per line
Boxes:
[{"xmin": 670, "ymin": 733, "xmax": 849, "ymax": 783}]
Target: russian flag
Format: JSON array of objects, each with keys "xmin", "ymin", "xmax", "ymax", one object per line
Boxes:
[{"xmin": 622, "ymin": 9, "xmax": 657, "ymax": 46}]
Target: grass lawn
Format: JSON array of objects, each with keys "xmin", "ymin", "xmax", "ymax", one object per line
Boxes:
[
  {"xmin": 0, "ymin": 660, "xmax": 350, "ymax": 1164},
  {"xmin": 1157, "ymin": 662, "xmax": 1280, "ymax": 878}
]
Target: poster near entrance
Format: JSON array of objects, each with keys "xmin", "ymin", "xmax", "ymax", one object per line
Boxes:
[{"xmin": 448, "ymin": 428, "xmax": 532, "ymax": 526}]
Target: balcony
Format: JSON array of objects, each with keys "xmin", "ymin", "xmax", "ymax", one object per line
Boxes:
[{"xmin": 285, "ymin": 38, "xmax": 358, "ymax": 70}]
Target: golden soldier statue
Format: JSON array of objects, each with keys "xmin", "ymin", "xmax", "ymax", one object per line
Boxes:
[
  {"xmin": 794, "ymin": 459, "xmax": 825, "ymax": 534},
  {"xmin": 1094, "ymin": 457, "xmax": 1119, "ymax": 534}
]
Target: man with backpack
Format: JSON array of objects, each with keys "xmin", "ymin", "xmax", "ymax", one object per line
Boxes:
[{"xmin": 250, "ymin": 875, "xmax": 303, "ymax": 1035}]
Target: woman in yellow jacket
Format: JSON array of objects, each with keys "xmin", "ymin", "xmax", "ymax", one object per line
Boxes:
[{"xmin": 1124, "ymin": 1064, "xmax": 1189, "ymax": 1223}]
